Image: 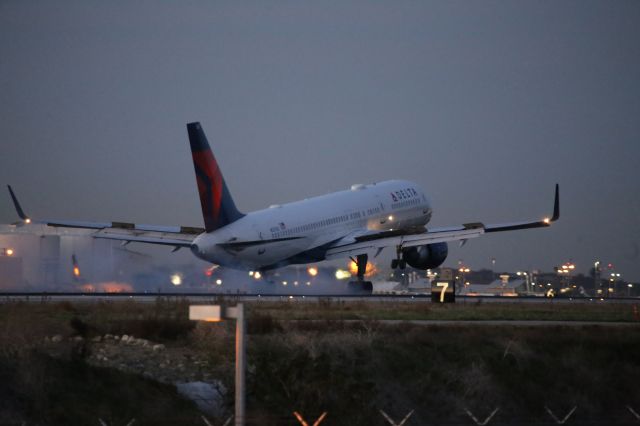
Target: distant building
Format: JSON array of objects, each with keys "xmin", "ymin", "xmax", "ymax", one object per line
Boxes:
[
  {"xmin": 0, "ymin": 255, "xmax": 22, "ymax": 289},
  {"xmin": 459, "ymin": 279, "xmax": 526, "ymax": 296}
]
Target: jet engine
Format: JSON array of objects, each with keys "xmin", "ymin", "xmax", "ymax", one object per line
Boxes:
[{"xmin": 402, "ymin": 242, "xmax": 448, "ymax": 270}]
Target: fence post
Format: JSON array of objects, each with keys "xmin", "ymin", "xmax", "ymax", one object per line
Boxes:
[
  {"xmin": 202, "ymin": 415, "xmax": 233, "ymax": 426},
  {"xmin": 379, "ymin": 409, "xmax": 414, "ymax": 426},
  {"xmin": 293, "ymin": 411, "xmax": 328, "ymax": 426},
  {"xmin": 463, "ymin": 407, "xmax": 499, "ymax": 426},
  {"xmin": 544, "ymin": 406, "xmax": 577, "ymax": 424},
  {"xmin": 627, "ymin": 406, "xmax": 640, "ymax": 422}
]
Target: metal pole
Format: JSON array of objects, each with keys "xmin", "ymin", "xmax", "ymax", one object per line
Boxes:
[{"xmin": 235, "ymin": 303, "xmax": 245, "ymax": 426}]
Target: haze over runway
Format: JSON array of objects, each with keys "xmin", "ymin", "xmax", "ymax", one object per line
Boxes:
[{"xmin": 1, "ymin": 1, "xmax": 639, "ymax": 279}]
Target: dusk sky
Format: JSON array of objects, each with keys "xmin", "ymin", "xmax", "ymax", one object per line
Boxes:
[{"xmin": 1, "ymin": 1, "xmax": 639, "ymax": 280}]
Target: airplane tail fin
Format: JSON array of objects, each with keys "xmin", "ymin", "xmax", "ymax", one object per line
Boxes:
[{"xmin": 187, "ymin": 122, "xmax": 244, "ymax": 232}]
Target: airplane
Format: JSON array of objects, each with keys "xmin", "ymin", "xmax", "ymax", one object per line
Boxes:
[{"xmin": 7, "ymin": 122, "xmax": 559, "ymax": 291}]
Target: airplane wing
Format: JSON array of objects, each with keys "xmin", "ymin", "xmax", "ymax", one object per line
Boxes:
[
  {"xmin": 7, "ymin": 185, "xmax": 200, "ymax": 249},
  {"xmin": 325, "ymin": 184, "xmax": 559, "ymax": 260}
]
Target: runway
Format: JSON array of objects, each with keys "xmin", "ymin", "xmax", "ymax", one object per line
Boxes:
[
  {"xmin": 0, "ymin": 291, "xmax": 637, "ymax": 304},
  {"xmin": 289, "ymin": 319, "xmax": 640, "ymax": 327}
]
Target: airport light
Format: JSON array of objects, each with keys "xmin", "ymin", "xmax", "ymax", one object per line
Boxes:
[
  {"xmin": 73, "ymin": 266, "xmax": 80, "ymax": 277},
  {"xmin": 335, "ymin": 269, "xmax": 351, "ymax": 280},
  {"xmin": 189, "ymin": 304, "xmax": 245, "ymax": 426}
]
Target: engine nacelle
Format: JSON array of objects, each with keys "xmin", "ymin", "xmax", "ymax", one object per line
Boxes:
[{"xmin": 402, "ymin": 242, "xmax": 448, "ymax": 270}]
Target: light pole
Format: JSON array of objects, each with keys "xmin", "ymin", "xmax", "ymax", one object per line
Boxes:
[
  {"xmin": 190, "ymin": 304, "xmax": 246, "ymax": 426},
  {"xmin": 593, "ymin": 261, "xmax": 601, "ymax": 297},
  {"xmin": 458, "ymin": 267, "xmax": 470, "ymax": 294},
  {"xmin": 517, "ymin": 271, "xmax": 531, "ymax": 294}
]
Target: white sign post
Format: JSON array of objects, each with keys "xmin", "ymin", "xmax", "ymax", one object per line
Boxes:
[{"xmin": 190, "ymin": 304, "xmax": 245, "ymax": 426}]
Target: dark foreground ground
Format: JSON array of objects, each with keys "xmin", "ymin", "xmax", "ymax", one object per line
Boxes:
[{"xmin": 1, "ymin": 298, "xmax": 639, "ymax": 425}]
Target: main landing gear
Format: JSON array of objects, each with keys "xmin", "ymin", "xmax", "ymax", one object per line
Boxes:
[
  {"xmin": 348, "ymin": 253, "xmax": 373, "ymax": 294},
  {"xmin": 390, "ymin": 246, "xmax": 406, "ymax": 270}
]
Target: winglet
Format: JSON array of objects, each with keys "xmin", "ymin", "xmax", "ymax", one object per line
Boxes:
[
  {"xmin": 7, "ymin": 185, "xmax": 30, "ymax": 223},
  {"xmin": 485, "ymin": 184, "xmax": 560, "ymax": 233},
  {"xmin": 551, "ymin": 183, "xmax": 560, "ymax": 222}
]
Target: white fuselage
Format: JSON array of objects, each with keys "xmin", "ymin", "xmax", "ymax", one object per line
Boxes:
[{"xmin": 190, "ymin": 180, "xmax": 432, "ymax": 270}]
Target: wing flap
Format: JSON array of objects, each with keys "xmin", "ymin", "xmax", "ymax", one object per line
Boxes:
[
  {"xmin": 325, "ymin": 227, "xmax": 484, "ymax": 260},
  {"xmin": 94, "ymin": 229, "xmax": 196, "ymax": 247},
  {"xmin": 324, "ymin": 184, "xmax": 559, "ymax": 261},
  {"xmin": 6, "ymin": 186, "xmax": 201, "ymax": 247}
]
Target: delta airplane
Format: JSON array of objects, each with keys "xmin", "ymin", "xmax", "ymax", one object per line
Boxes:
[{"xmin": 7, "ymin": 122, "xmax": 559, "ymax": 290}]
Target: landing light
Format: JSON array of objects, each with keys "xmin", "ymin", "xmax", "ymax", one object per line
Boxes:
[
  {"xmin": 73, "ymin": 266, "xmax": 80, "ymax": 277},
  {"xmin": 543, "ymin": 217, "xmax": 551, "ymax": 224},
  {"xmin": 254, "ymin": 271, "xmax": 262, "ymax": 279},
  {"xmin": 307, "ymin": 266, "xmax": 318, "ymax": 277},
  {"xmin": 249, "ymin": 271, "xmax": 254, "ymax": 277},
  {"xmin": 5, "ymin": 248, "xmax": 14, "ymax": 256},
  {"xmin": 170, "ymin": 274, "xmax": 182, "ymax": 286},
  {"xmin": 388, "ymin": 215, "xmax": 394, "ymax": 221},
  {"xmin": 215, "ymin": 279, "xmax": 222, "ymax": 285}
]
